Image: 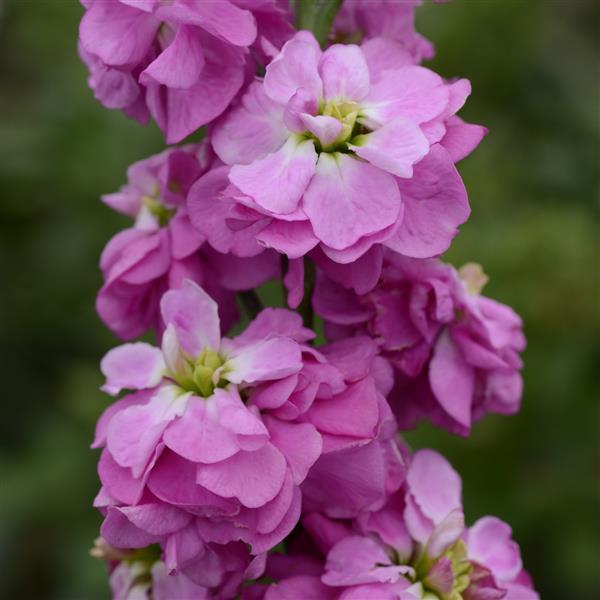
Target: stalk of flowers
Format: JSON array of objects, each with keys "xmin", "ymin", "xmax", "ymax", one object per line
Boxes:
[
  {"xmin": 245, "ymin": 449, "xmax": 539, "ymax": 600},
  {"xmin": 314, "ymin": 254, "xmax": 526, "ymax": 436},
  {"xmin": 97, "ymin": 142, "xmax": 279, "ymax": 340},
  {"xmin": 198, "ymin": 28, "xmax": 485, "ymax": 279},
  {"xmin": 93, "ymin": 280, "xmax": 405, "ymax": 577},
  {"xmin": 78, "ymin": 0, "xmax": 294, "ymax": 143}
]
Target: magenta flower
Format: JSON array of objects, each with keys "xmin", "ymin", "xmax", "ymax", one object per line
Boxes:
[
  {"xmin": 285, "ymin": 449, "xmax": 537, "ymax": 600},
  {"xmin": 97, "ymin": 143, "xmax": 278, "ymax": 339},
  {"xmin": 79, "ymin": 0, "xmax": 293, "ymax": 143},
  {"xmin": 209, "ymin": 30, "xmax": 483, "ymax": 264},
  {"xmin": 334, "ymin": 0, "xmax": 435, "ymax": 65},
  {"xmin": 314, "ymin": 255, "xmax": 526, "ymax": 435},
  {"xmin": 94, "ymin": 536, "xmax": 265, "ymax": 600}
]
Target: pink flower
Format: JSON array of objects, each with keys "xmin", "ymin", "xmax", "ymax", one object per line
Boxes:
[
  {"xmin": 334, "ymin": 0, "xmax": 434, "ymax": 65},
  {"xmin": 208, "ymin": 31, "xmax": 484, "ymax": 264},
  {"xmin": 79, "ymin": 0, "xmax": 293, "ymax": 143},
  {"xmin": 97, "ymin": 143, "xmax": 278, "ymax": 339},
  {"xmin": 95, "ymin": 281, "xmax": 387, "ymax": 560},
  {"xmin": 96, "ymin": 536, "xmax": 265, "ymax": 600},
  {"xmin": 290, "ymin": 449, "xmax": 538, "ymax": 600},
  {"xmin": 314, "ymin": 255, "xmax": 526, "ymax": 435}
]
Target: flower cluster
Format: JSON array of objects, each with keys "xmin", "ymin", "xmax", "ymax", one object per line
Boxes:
[{"xmin": 79, "ymin": 1, "xmax": 537, "ymax": 598}]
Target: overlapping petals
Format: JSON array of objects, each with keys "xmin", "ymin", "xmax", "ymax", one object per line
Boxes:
[
  {"xmin": 97, "ymin": 143, "xmax": 278, "ymax": 339},
  {"xmin": 79, "ymin": 0, "xmax": 294, "ymax": 142},
  {"xmin": 314, "ymin": 254, "xmax": 526, "ymax": 435},
  {"xmin": 205, "ymin": 30, "xmax": 481, "ymax": 267},
  {"xmin": 248, "ymin": 449, "xmax": 537, "ymax": 600},
  {"xmin": 94, "ymin": 280, "xmax": 392, "ymax": 572}
]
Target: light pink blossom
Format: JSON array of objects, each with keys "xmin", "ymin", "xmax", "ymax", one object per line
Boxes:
[
  {"xmin": 208, "ymin": 31, "xmax": 484, "ymax": 265},
  {"xmin": 314, "ymin": 255, "xmax": 526, "ymax": 435},
  {"xmin": 79, "ymin": 0, "xmax": 294, "ymax": 142},
  {"xmin": 97, "ymin": 144, "xmax": 278, "ymax": 339}
]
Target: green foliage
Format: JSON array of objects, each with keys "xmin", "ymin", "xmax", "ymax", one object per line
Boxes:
[{"xmin": 0, "ymin": 1, "xmax": 597, "ymax": 598}]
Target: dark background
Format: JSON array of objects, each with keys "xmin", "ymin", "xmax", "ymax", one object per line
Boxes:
[{"xmin": 0, "ymin": 1, "xmax": 598, "ymax": 598}]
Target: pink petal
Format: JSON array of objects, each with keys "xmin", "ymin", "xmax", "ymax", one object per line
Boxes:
[
  {"xmin": 319, "ymin": 43, "xmax": 370, "ymax": 102},
  {"xmin": 385, "ymin": 144, "xmax": 470, "ymax": 258},
  {"xmin": 155, "ymin": 0, "xmax": 257, "ymax": 47},
  {"xmin": 147, "ymin": 37, "xmax": 245, "ymax": 144},
  {"xmin": 361, "ymin": 38, "xmax": 413, "ymax": 83},
  {"xmin": 323, "ymin": 536, "xmax": 404, "ymax": 586},
  {"xmin": 256, "ymin": 219, "xmax": 319, "ymax": 258},
  {"xmin": 264, "ymin": 576, "xmax": 333, "ymax": 600},
  {"xmin": 160, "ymin": 279, "xmax": 221, "ymax": 358},
  {"xmin": 467, "ymin": 517, "xmax": 523, "ymax": 583},
  {"xmin": 231, "ymin": 308, "xmax": 314, "ymax": 344},
  {"xmin": 307, "ymin": 378, "xmax": 379, "ymax": 439},
  {"xmin": 303, "ymin": 153, "xmax": 402, "ymax": 250},
  {"xmin": 196, "ymin": 443, "xmax": 287, "ymax": 508},
  {"xmin": 283, "ymin": 87, "xmax": 319, "ymax": 132},
  {"xmin": 79, "ymin": 1, "xmax": 159, "ymax": 66},
  {"xmin": 229, "ymin": 137, "xmax": 317, "ymax": 215},
  {"xmin": 92, "ymin": 389, "xmax": 152, "ymax": 449},
  {"xmin": 106, "ymin": 386, "xmax": 188, "ymax": 477},
  {"xmin": 212, "ymin": 81, "xmax": 288, "ymax": 166},
  {"xmin": 147, "ymin": 450, "xmax": 238, "ymax": 512},
  {"xmin": 429, "ymin": 330, "xmax": 474, "ymax": 428},
  {"xmin": 264, "ymin": 32, "xmax": 322, "ymax": 105},
  {"xmin": 162, "ymin": 396, "xmax": 241, "ymax": 464},
  {"xmin": 264, "ymin": 416, "xmax": 322, "ymax": 484},
  {"xmin": 118, "ymin": 503, "xmax": 192, "ymax": 536},
  {"xmin": 101, "ymin": 507, "xmax": 158, "ymax": 549},
  {"xmin": 100, "ymin": 342, "xmax": 165, "ymax": 395},
  {"xmin": 225, "ymin": 337, "xmax": 303, "ymax": 384},
  {"xmin": 362, "ymin": 66, "xmax": 448, "ymax": 127},
  {"xmin": 440, "ymin": 116, "xmax": 488, "ymax": 162},
  {"xmin": 300, "ymin": 114, "xmax": 343, "ymax": 146},
  {"xmin": 140, "ymin": 25, "xmax": 205, "ymax": 89},
  {"xmin": 350, "ymin": 117, "xmax": 429, "ymax": 178},
  {"xmin": 405, "ymin": 449, "xmax": 462, "ymax": 541}
]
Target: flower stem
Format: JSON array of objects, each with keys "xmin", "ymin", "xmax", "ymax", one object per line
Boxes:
[
  {"xmin": 239, "ymin": 290, "xmax": 263, "ymax": 320},
  {"xmin": 298, "ymin": 256, "xmax": 315, "ymax": 330},
  {"xmin": 295, "ymin": 0, "xmax": 343, "ymax": 48}
]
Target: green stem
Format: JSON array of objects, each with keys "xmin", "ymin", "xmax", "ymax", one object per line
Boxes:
[
  {"xmin": 295, "ymin": 0, "xmax": 343, "ymax": 48},
  {"xmin": 239, "ymin": 290, "xmax": 263, "ymax": 320},
  {"xmin": 298, "ymin": 257, "xmax": 316, "ymax": 330}
]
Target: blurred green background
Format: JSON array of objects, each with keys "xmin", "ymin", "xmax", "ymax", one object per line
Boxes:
[{"xmin": 0, "ymin": 1, "xmax": 598, "ymax": 598}]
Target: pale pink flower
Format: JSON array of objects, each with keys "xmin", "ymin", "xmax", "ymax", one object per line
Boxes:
[
  {"xmin": 97, "ymin": 143, "xmax": 278, "ymax": 339},
  {"xmin": 208, "ymin": 31, "xmax": 484, "ymax": 264},
  {"xmin": 79, "ymin": 0, "xmax": 293, "ymax": 142},
  {"xmin": 314, "ymin": 255, "xmax": 526, "ymax": 435}
]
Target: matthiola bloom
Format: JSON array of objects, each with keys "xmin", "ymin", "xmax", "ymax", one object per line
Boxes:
[
  {"xmin": 94, "ymin": 280, "xmax": 390, "ymax": 561},
  {"xmin": 97, "ymin": 143, "xmax": 278, "ymax": 339},
  {"xmin": 261, "ymin": 449, "xmax": 537, "ymax": 600},
  {"xmin": 314, "ymin": 255, "xmax": 526, "ymax": 435},
  {"xmin": 79, "ymin": 0, "xmax": 293, "ymax": 142},
  {"xmin": 209, "ymin": 30, "xmax": 484, "ymax": 265},
  {"xmin": 92, "ymin": 537, "xmax": 264, "ymax": 600},
  {"xmin": 334, "ymin": 0, "xmax": 434, "ymax": 64}
]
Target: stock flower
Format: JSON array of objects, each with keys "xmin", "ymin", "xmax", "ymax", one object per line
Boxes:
[
  {"xmin": 334, "ymin": 0, "xmax": 434, "ymax": 64},
  {"xmin": 314, "ymin": 255, "xmax": 526, "ymax": 435},
  {"xmin": 94, "ymin": 280, "xmax": 390, "ymax": 562},
  {"xmin": 253, "ymin": 449, "xmax": 537, "ymax": 600},
  {"xmin": 79, "ymin": 0, "xmax": 293, "ymax": 142},
  {"xmin": 210, "ymin": 30, "xmax": 482, "ymax": 265},
  {"xmin": 97, "ymin": 143, "xmax": 278, "ymax": 339},
  {"xmin": 92, "ymin": 536, "xmax": 265, "ymax": 600}
]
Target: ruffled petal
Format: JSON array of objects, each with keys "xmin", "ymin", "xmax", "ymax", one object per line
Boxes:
[{"xmin": 303, "ymin": 153, "xmax": 401, "ymax": 250}]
